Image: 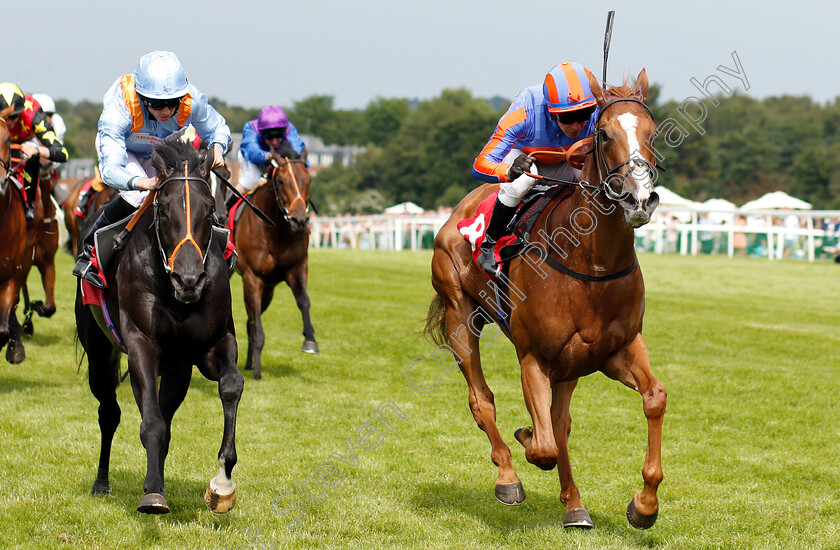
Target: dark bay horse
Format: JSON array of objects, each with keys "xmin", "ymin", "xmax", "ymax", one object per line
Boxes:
[
  {"xmin": 75, "ymin": 140, "xmax": 244, "ymax": 514},
  {"xmin": 425, "ymin": 70, "xmax": 666, "ymax": 530},
  {"xmin": 0, "ymin": 108, "xmax": 31, "ymax": 363},
  {"xmin": 232, "ymin": 148, "xmax": 318, "ymax": 380}
]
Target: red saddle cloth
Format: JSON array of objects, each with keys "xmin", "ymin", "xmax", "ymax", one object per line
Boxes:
[
  {"xmin": 456, "ymin": 191, "xmax": 519, "ymax": 280},
  {"xmin": 80, "ymin": 246, "xmax": 107, "ymax": 306}
]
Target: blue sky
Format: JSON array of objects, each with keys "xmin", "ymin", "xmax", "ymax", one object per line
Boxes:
[{"xmin": 6, "ymin": 0, "xmax": 835, "ymax": 109}]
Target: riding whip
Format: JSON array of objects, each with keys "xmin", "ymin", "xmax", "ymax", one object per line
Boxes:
[
  {"xmin": 603, "ymin": 10, "xmax": 615, "ymax": 86},
  {"xmin": 211, "ymin": 168, "xmax": 276, "ymax": 227}
]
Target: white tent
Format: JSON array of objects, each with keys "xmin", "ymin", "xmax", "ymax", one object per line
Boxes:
[
  {"xmin": 740, "ymin": 191, "xmax": 812, "ymax": 211},
  {"xmin": 700, "ymin": 198, "xmax": 737, "ymax": 224},
  {"xmin": 384, "ymin": 201, "xmax": 425, "ymax": 215},
  {"xmin": 655, "ymin": 186, "xmax": 696, "ymax": 207},
  {"xmin": 654, "ymin": 186, "xmax": 696, "ymax": 222}
]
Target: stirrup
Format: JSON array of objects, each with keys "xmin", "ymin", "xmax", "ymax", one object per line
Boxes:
[
  {"xmin": 477, "ymin": 239, "xmax": 501, "ymax": 278},
  {"xmin": 24, "ymin": 203, "xmax": 35, "ymax": 221},
  {"xmin": 73, "ymin": 259, "xmax": 105, "ymax": 289}
]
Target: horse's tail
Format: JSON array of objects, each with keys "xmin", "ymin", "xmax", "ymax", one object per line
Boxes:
[{"xmin": 423, "ymin": 294, "xmax": 448, "ymax": 347}]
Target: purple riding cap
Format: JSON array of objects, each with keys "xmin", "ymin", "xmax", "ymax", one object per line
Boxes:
[{"xmin": 257, "ymin": 106, "xmax": 289, "ymax": 131}]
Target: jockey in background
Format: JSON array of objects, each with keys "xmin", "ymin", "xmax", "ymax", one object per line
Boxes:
[
  {"xmin": 0, "ymin": 83, "xmax": 69, "ymax": 221},
  {"xmin": 471, "ymin": 61, "xmax": 599, "ymax": 277},
  {"xmin": 31, "ymin": 92, "xmax": 69, "ymax": 204},
  {"xmin": 232, "ymin": 106, "xmax": 307, "ymax": 204},
  {"xmin": 72, "ymin": 50, "xmax": 231, "ymax": 289}
]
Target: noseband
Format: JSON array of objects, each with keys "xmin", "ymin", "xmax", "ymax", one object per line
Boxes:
[
  {"xmin": 267, "ymin": 157, "xmax": 309, "ymax": 223},
  {"xmin": 154, "ymin": 165, "xmax": 214, "ymax": 274},
  {"xmin": 592, "ymin": 97, "xmax": 658, "ymax": 201}
]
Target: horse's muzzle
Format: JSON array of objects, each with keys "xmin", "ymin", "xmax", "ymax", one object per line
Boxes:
[
  {"xmin": 171, "ymin": 270, "xmax": 207, "ymax": 304},
  {"xmin": 289, "ymin": 216, "xmax": 310, "ymax": 234},
  {"xmin": 623, "ymin": 192, "xmax": 660, "ymax": 228}
]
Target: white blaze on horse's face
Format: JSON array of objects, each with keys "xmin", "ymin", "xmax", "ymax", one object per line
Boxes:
[{"xmin": 616, "ymin": 112, "xmax": 653, "ymax": 202}]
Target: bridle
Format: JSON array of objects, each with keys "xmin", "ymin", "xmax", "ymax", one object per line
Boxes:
[
  {"xmin": 154, "ymin": 164, "xmax": 214, "ymax": 274},
  {"xmin": 591, "ymin": 97, "xmax": 659, "ymax": 201},
  {"xmin": 266, "ymin": 157, "xmax": 309, "ymax": 223}
]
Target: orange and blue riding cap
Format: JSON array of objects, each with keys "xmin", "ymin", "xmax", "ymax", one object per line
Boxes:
[{"xmin": 543, "ymin": 62, "xmax": 597, "ymax": 113}]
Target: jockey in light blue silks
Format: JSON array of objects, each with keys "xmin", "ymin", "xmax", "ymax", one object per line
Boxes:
[
  {"xmin": 472, "ymin": 61, "xmax": 599, "ymax": 277},
  {"xmin": 234, "ymin": 106, "xmax": 307, "ymax": 199},
  {"xmin": 72, "ymin": 50, "xmax": 231, "ymax": 289}
]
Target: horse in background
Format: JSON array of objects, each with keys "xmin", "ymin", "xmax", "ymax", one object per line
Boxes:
[
  {"xmin": 230, "ymin": 146, "xmax": 318, "ymax": 380},
  {"xmin": 425, "ymin": 70, "xmax": 666, "ymax": 530},
  {"xmin": 0, "ymin": 112, "xmax": 34, "ymax": 363},
  {"xmin": 63, "ymin": 171, "xmax": 118, "ymax": 256},
  {"xmin": 75, "ymin": 139, "xmax": 243, "ymax": 514}
]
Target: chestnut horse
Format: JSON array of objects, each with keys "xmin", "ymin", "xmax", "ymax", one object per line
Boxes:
[
  {"xmin": 425, "ymin": 71, "xmax": 666, "ymax": 530},
  {"xmin": 0, "ymin": 109, "xmax": 32, "ymax": 363},
  {"xmin": 75, "ymin": 140, "xmax": 243, "ymax": 514},
  {"xmin": 232, "ymin": 147, "xmax": 318, "ymax": 380},
  {"xmin": 64, "ymin": 173, "xmax": 118, "ymax": 255},
  {"xmin": 21, "ymin": 161, "xmax": 60, "ymax": 334}
]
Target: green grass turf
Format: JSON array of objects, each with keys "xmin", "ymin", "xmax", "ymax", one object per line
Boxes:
[{"xmin": 0, "ymin": 249, "xmax": 838, "ymax": 549}]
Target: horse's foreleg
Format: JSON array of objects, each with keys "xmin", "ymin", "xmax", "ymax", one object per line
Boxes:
[
  {"xmin": 201, "ymin": 333, "xmax": 243, "ymax": 513},
  {"xmin": 158, "ymin": 365, "xmax": 192, "ymax": 485},
  {"xmin": 127, "ymin": 342, "xmax": 169, "ymax": 514},
  {"xmin": 242, "ymin": 270, "xmax": 266, "ymax": 379},
  {"xmin": 519, "ymin": 354, "xmax": 559, "ymax": 470},
  {"xmin": 0, "ymin": 280, "xmax": 15, "ymax": 350},
  {"xmin": 5, "ymin": 306, "xmax": 25, "ymax": 364},
  {"xmin": 285, "ymin": 262, "xmax": 318, "ymax": 354},
  {"xmin": 551, "ymin": 379, "xmax": 593, "ymax": 528},
  {"xmin": 33, "ymin": 229, "xmax": 58, "ymax": 317},
  {"xmin": 446, "ymin": 304, "xmax": 524, "ymax": 505},
  {"xmin": 603, "ymin": 335, "xmax": 666, "ymax": 529}
]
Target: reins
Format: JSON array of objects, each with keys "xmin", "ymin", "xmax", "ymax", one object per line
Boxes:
[{"xmin": 153, "ymin": 164, "xmax": 214, "ymax": 274}]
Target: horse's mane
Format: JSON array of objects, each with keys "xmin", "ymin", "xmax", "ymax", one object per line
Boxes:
[
  {"xmin": 151, "ymin": 139, "xmax": 203, "ymax": 174},
  {"xmin": 604, "ymin": 80, "xmax": 636, "ymax": 100}
]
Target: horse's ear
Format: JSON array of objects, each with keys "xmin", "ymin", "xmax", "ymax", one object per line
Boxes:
[
  {"xmin": 199, "ymin": 146, "xmax": 214, "ymax": 179},
  {"xmin": 151, "ymin": 148, "xmax": 173, "ymax": 181},
  {"xmin": 634, "ymin": 68, "xmax": 649, "ymax": 104},
  {"xmin": 300, "ymin": 146, "xmax": 308, "ymax": 165},
  {"xmin": 588, "ymin": 72, "xmax": 606, "ymax": 106}
]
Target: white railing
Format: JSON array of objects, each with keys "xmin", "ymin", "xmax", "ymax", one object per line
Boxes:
[{"xmin": 310, "ymin": 208, "xmax": 840, "ymax": 262}]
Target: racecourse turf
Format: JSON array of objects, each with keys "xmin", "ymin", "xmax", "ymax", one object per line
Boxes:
[{"xmin": 0, "ymin": 249, "xmax": 838, "ymax": 549}]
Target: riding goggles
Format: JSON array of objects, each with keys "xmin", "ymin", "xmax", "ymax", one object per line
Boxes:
[
  {"xmin": 142, "ymin": 96, "xmax": 183, "ymax": 111},
  {"xmin": 261, "ymin": 128, "xmax": 287, "ymax": 141}
]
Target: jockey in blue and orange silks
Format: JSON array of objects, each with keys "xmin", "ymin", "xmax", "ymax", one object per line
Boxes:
[
  {"xmin": 472, "ymin": 61, "xmax": 599, "ymax": 277},
  {"xmin": 72, "ymin": 50, "xmax": 231, "ymax": 289}
]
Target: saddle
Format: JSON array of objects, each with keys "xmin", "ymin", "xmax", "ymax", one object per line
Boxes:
[{"xmin": 457, "ymin": 184, "xmax": 575, "ymax": 280}]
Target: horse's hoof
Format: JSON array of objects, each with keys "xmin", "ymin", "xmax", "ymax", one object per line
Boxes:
[
  {"xmin": 494, "ymin": 481, "xmax": 525, "ymax": 505},
  {"xmin": 137, "ymin": 492, "xmax": 170, "ymax": 514},
  {"xmin": 32, "ymin": 301, "xmax": 55, "ymax": 318},
  {"xmin": 5, "ymin": 340, "xmax": 25, "ymax": 364},
  {"xmin": 91, "ymin": 480, "xmax": 112, "ymax": 495},
  {"xmin": 513, "ymin": 427, "xmax": 530, "ymax": 447},
  {"xmin": 205, "ymin": 485, "xmax": 236, "ymax": 513},
  {"xmin": 301, "ymin": 340, "xmax": 319, "ymax": 354},
  {"xmin": 563, "ymin": 508, "xmax": 594, "ymax": 529},
  {"xmin": 626, "ymin": 497, "xmax": 658, "ymax": 529},
  {"xmin": 22, "ymin": 320, "xmax": 33, "ymax": 338}
]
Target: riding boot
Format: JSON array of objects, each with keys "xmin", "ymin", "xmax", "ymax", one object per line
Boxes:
[
  {"xmin": 477, "ymin": 198, "xmax": 518, "ymax": 278},
  {"xmin": 74, "ymin": 186, "xmax": 96, "ymax": 218},
  {"xmin": 23, "ymin": 158, "xmax": 39, "ymax": 221},
  {"xmin": 72, "ymin": 196, "xmax": 136, "ymax": 289},
  {"xmin": 224, "ymin": 192, "xmax": 240, "ymax": 210},
  {"xmin": 23, "ymin": 198, "xmax": 36, "ymax": 221}
]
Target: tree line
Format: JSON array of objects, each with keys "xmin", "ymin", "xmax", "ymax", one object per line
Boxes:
[{"xmin": 56, "ymin": 85, "xmax": 840, "ymax": 213}]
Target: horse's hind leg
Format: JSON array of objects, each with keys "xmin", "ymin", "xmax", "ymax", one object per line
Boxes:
[
  {"xmin": 77, "ymin": 300, "xmax": 122, "ymax": 496},
  {"xmin": 286, "ymin": 261, "xmax": 318, "ymax": 354},
  {"xmin": 32, "ymin": 227, "xmax": 58, "ymax": 318},
  {"xmin": 603, "ymin": 334, "xmax": 667, "ymax": 529}
]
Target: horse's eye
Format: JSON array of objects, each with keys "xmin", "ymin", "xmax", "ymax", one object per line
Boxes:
[{"xmin": 598, "ymin": 129, "xmax": 610, "ymax": 142}]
